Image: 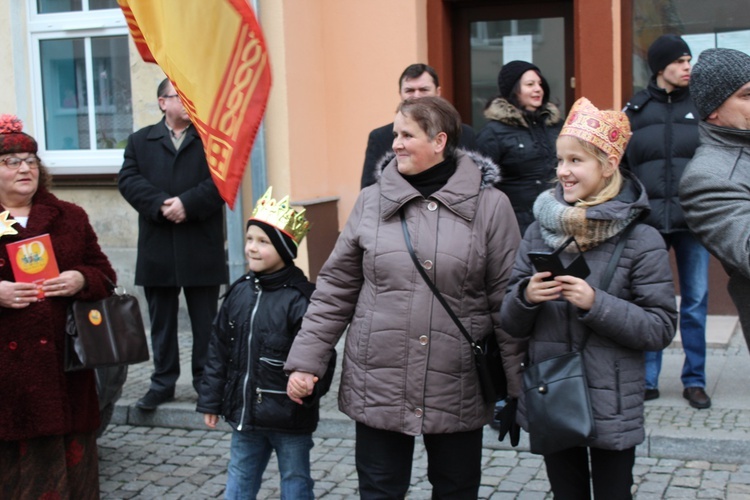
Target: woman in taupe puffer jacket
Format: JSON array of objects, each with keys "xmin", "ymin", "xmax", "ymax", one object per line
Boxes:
[{"xmin": 285, "ymin": 96, "xmax": 523, "ymax": 498}]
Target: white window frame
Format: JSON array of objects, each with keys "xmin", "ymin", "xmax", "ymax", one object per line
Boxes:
[{"xmin": 27, "ymin": 5, "xmax": 129, "ymax": 175}]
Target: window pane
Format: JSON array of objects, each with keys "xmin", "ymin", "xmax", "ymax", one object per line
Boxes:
[
  {"xmin": 470, "ymin": 18, "xmax": 565, "ymax": 129},
  {"xmin": 632, "ymin": 0, "xmax": 750, "ymax": 93},
  {"xmin": 37, "ymin": 0, "xmax": 82, "ymax": 13},
  {"xmin": 89, "ymin": 0, "xmax": 119, "ymax": 9},
  {"xmin": 40, "ymin": 38, "xmax": 90, "ymax": 150},
  {"xmin": 37, "ymin": 0, "xmax": 117, "ymax": 12},
  {"xmin": 91, "ymin": 36, "xmax": 133, "ymax": 149},
  {"xmin": 39, "ymin": 36, "xmax": 132, "ymax": 151}
]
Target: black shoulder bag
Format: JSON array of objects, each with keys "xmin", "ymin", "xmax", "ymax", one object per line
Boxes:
[
  {"xmin": 400, "ymin": 210, "xmax": 507, "ymax": 404},
  {"xmin": 522, "ymin": 223, "xmax": 634, "ymax": 455}
]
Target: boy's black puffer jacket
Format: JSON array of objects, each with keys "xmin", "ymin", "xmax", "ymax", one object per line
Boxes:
[{"xmin": 197, "ymin": 265, "xmax": 335, "ymax": 433}]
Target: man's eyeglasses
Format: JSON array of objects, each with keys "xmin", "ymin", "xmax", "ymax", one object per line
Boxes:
[
  {"xmin": 160, "ymin": 94, "xmax": 180, "ymax": 99},
  {"xmin": 0, "ymin": 156, "xmax": 40, "ymax": 169}
]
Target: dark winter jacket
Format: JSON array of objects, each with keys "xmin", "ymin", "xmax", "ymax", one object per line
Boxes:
[
  {"xmin": 196, "ymin": 265, "xmax": 334, "ymax": 433},
  {"xmin": 286, "ymin": 150, "xmax": 524, "ymax": 436},
  {"xmin": 361, "ymin": 122, "xmax": 478, "ymax": 189},
  {"xmin": 476, "ymin": 99, "xmax": 562, "ymax": 235},
  {"xmin": 118, "ymin": 118, "xmax": 228, "ymax": 287},
  {"xmin": 623, "ymin": 79, "xmax": 700, "ymax": 233},
  {"xmin": 680, "ymin": 122, "xmax": 750, "ymax": 352},
  {"xmin": 501, "ymin": 176, "xmax": 677, "ymax": 451},
  {"xmin": 0, "ymin": 188, "xmax": 116, "ymax": 441}
]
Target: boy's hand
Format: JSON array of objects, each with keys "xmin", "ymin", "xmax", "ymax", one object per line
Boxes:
[
  {"xmin": 287, "ymin": 371, "xmax": 319, "ymax": 404},
  {"xmin": 204, "ymin": 413, "xmax": 219, "ymax": 429}
]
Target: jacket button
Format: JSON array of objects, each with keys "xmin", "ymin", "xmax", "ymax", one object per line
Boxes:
[
  {"xmin": 9, "ymin": 341, "xmax": 17, "ymax": 350},
  {"xmin": 419, "ymin": 335, "xmax": 428, "ymax": 345},
  {"xmin": 422, "ymin": 260, "xmax": 433, "ymax": 270},
  {"xmin": 39, "ymin": 338, "xmax": 48, "ymax": 345},
  {"xmin": 427, "ymin": 201, "xmax": 438, "ymax": 211},
  {"xmin": 414, "ymin": 408, "xmax": 423, "ymax": 417}
]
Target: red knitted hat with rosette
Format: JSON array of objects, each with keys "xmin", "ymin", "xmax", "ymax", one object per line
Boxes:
[{"xmin": 0, "ymin": 114, "xmax": 38, "ymax": 156}]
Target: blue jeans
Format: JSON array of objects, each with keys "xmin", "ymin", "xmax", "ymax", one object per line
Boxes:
[
  {"xmin": 645, "ymin": 232, "xmax": 709, "ymax": 390},
  {"xmin": 225, "ymin": 429, "xmax": 314, "ymax": 500}
]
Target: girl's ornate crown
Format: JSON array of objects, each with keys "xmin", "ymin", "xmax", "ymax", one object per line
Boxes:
[
  {"xmin": 250, "ymin": 187, "xmax": 310, "ymax": 245},
  {"xmin": 559, "ymin": 97, "xmax": 632, "ymax": 161}
]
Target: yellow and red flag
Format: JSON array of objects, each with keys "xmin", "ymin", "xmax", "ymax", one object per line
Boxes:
[{"xmin": 118, "ymin": 0, "xmax": 271, "ymax": 209}]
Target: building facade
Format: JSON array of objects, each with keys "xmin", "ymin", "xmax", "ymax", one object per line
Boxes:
[{"xmin": 1, "ymin": 0, "xmax": 745, "ymax": 312}]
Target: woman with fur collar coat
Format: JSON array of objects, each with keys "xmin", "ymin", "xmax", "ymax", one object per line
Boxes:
[{"xmin": 476, "ymin": 61, "xmax": 563, "ymax": 235}]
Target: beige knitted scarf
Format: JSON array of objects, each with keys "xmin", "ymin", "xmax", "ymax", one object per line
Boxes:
[{"xmin": 533, "ymin": 189, "xmax": 642, "ymax": 252}]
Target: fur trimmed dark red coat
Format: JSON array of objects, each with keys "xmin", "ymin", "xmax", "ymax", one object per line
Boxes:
[{"xmin": 0, "ymin": 188, "xmax": 115, "ymax": 441}]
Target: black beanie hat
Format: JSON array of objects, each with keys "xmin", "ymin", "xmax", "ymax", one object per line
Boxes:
[
  {"xmin": 648, "ymin": 34, "xmax": 691, "ymax": 76},
  {"xmin": 497, "ymin": 60, "xmax": 550, "ymax": 104},
  {"xmin": 246, "ymin": 219, "xmax": 298, "ymax": 266},
  {"xmin": 690, "ymin": 48, "xmax": 750, "ymax": 119}
]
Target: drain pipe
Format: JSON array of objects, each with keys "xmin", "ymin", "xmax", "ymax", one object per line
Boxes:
[{"xmin": 225, "ymin": 0, "xmax": 268, "ymax": 283}]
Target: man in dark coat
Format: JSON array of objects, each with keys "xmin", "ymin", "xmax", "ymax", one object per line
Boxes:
[
  {"xmin": 360, "ymin": 63, "xmax": 477, "ymax": 189},
  {"xmin": 119, "ymin": 78, "xmax": 228, "ymax": 410},
  {"xmin": 622, "ymin": 34, "xmax": 711, "ymax": 409},
  {"xmin": 680, "ymin": 48, "xmax": 750, "ymax": 361}
]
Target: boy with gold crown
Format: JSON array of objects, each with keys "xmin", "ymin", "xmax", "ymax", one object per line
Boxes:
[
  {"xmin": 501, "ymin": 98, "xmax": 677, "ymax": 497},
  {"xmin": 197, "ymin": 187, "xmax": 335, "ymax": 499}
]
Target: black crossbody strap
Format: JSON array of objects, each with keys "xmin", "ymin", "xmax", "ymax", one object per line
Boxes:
[{"xmin": 400, "ymin": 210, "xmax": 483, "ymax": 355}]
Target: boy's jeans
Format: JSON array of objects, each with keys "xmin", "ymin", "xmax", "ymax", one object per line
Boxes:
[
  {"xmin": 225, "ymin": 429, "xmax": 314, "ymax": 500},
  {"xmin": 645, "ymin": 232, "xmax": 709, "ymax": 390}
]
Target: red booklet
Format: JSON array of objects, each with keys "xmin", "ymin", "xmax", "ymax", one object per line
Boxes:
[{"xmin": 6, "ymin": 233, "xmax": 60, "ymax": 298}]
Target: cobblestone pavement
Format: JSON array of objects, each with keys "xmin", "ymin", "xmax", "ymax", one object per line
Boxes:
[{"xmin": 99, "ymin": 424, "xmax": 750, "ymax": 499}]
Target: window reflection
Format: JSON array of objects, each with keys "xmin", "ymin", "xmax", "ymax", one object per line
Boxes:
[
  {"xmin": 39, "ymin": 36, "xmax": 132, "ymax": 151},
  {"xmin": 632, "ymin": 0, "xmax": 750, "ymax": 93}
]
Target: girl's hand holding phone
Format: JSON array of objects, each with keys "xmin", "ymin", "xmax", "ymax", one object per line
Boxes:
[{"xmin": 524, "ymin": 272, "xmax": 562, "ymax": 304}]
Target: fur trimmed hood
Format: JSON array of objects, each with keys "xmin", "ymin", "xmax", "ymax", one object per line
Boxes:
[
  {"xmin": 373, "ymin": 149, "xmax": 502, "ymax": 188},
  {"xmin": 483, "ymin": 98, "xmax": 562, "ymax": 129}
]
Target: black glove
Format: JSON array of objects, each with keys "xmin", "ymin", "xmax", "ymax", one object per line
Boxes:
[{"xmin": 496, "ymin": 398, "xmax": 520, "ymax": 447}]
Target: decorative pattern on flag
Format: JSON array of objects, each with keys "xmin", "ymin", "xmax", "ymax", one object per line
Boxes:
[{"xmin": 117, "ymin": 0, "xmax": 271, "ymax": 209}]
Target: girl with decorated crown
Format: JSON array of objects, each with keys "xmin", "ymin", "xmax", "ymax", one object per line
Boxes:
[
  {"xmin": 196, "ymin": 187, "xmax": 335, "ymax": 499},
  {"xmin": 501, "ymin": 98, "xmax": 677, "ymax": 498}
]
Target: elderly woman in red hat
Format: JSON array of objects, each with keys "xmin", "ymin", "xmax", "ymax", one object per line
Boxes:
[{"xmin": 0, "ymin": 114, "xmax": 115, "ymax": 499}]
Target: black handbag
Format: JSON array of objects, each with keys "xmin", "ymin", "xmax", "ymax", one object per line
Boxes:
[
  {"xmin": 400, "ymin": 210, "xmax": 507, "ymax": 404},
  {"xmin": 522, "ymin": 224, "xmax": 634, "ymax": 455},
  {"xmin": 64, "ymin": 282, "xmax": 150, "ymax": 372}
]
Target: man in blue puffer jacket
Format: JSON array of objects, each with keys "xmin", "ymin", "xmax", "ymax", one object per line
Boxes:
[{"xmin": 622, "ymin": 34, "xmax": 711, "ymax": 409}]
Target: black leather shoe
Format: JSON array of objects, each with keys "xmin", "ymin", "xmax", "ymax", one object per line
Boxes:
[
  {"xmin": 136, "ymin": 389, "xmax": 175, "ymax": 411},
  {"xmin": 683, "ymin": 387, "xmax": 711, "ymax": 409},
  {"xmin": 645, "ymin": 388, "xmax": 660, "ymax": 401}
]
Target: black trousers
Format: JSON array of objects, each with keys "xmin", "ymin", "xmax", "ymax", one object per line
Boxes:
[
  {"xmin": 355, "ymin": 422, "xmax": 483, "ymax": 500},
  {"xmin": 144, "ymin": 285, "xmax": 220, "ymax": 393},
  {"xmin": 544, "ymin": 446, "xmax": 636, "ymax": 500}
]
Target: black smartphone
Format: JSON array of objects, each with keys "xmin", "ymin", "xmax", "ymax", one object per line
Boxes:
[{"xmin": 528, "ymin": 237, "xmax": 590, "ymax": 280}]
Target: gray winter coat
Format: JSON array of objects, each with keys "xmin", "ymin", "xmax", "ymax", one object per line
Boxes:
[
  {"xmin": 285, "ymin": 150, "xmax": 523, "ymax": 436},
  {"xmin": 501, "ymin": 177, "xmax": 677, "ymax": 451},
  {"xmin": 680, "ymin": 122, "xmax": 750, "ymax": 347}
]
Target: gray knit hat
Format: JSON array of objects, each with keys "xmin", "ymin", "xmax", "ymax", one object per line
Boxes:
[{"xmin": 690, "ymin": 48, "xmax": 750, "ymax": 119}]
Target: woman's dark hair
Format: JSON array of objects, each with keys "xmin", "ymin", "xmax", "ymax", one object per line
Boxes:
[
  {"xmin": 36, "ymin": 156, "xmax": 51, "ymax": 190},
  {"xmin": 485, "ymin": 68, "xmax": 552, "ymax": 119},
  {"xmin": 397, "ymin": 96, "xmax": 461, "ymax": 158}
]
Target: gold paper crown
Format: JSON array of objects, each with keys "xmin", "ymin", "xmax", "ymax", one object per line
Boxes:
[
  {"xmin": 559, "ymin": 97, "xmax": 632, "ymax": 160},
  {"xmin": 249, "ymin": 187, "xmax": 310, "ymax": 245}
]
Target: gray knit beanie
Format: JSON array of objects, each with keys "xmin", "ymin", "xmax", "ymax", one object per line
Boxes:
[{"xmin": 690, "ymin": 48, "xmax": 750, "ymax": 119}]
